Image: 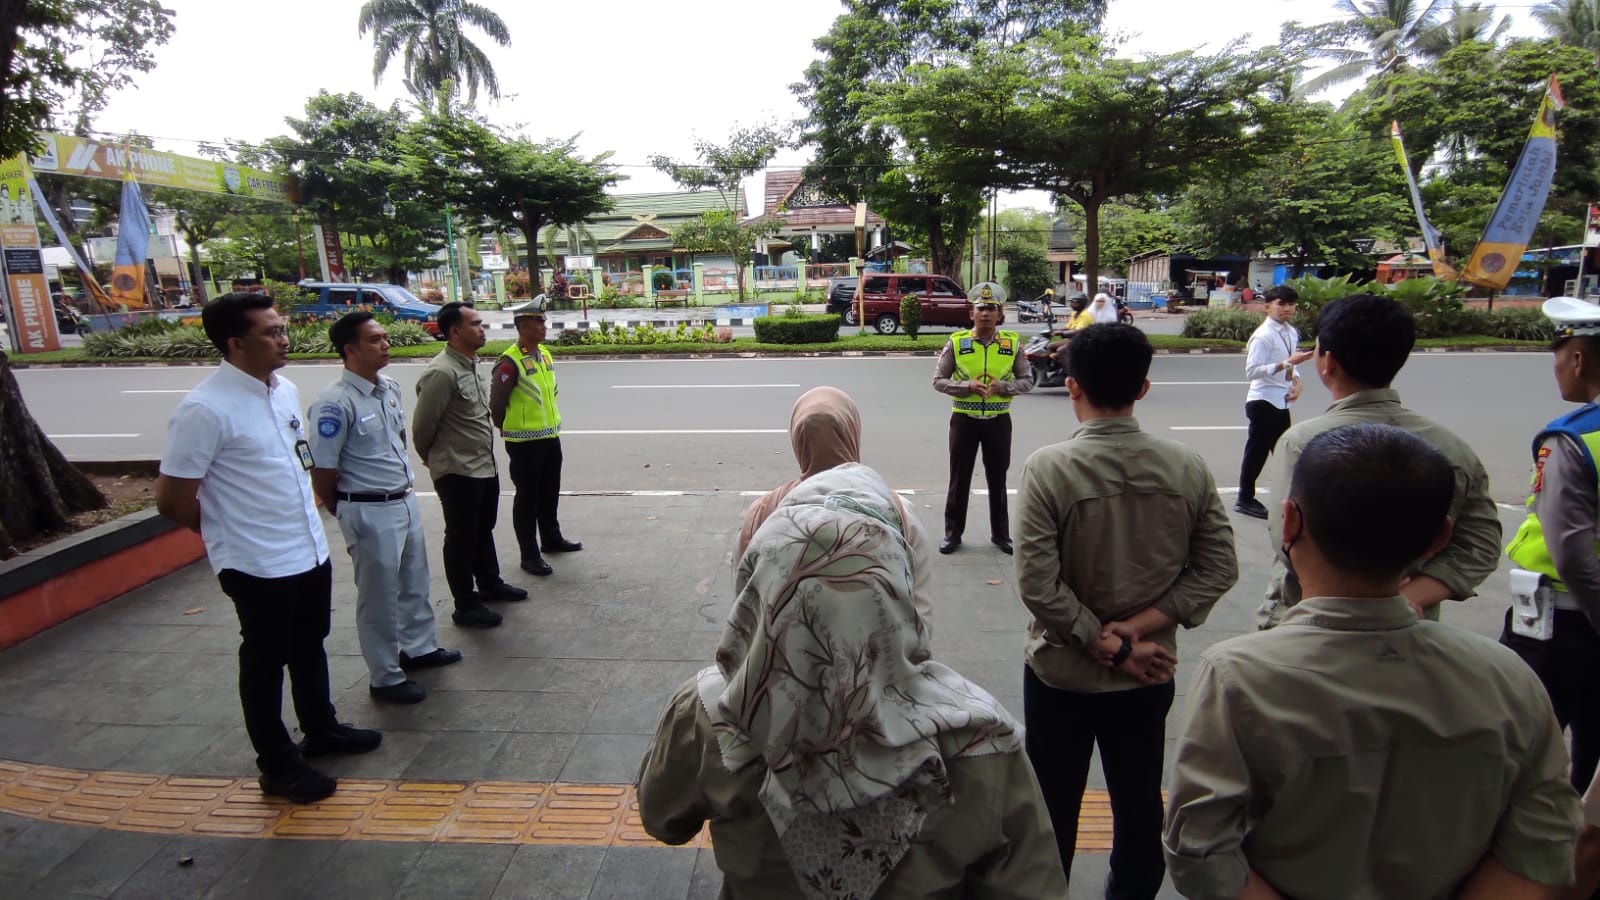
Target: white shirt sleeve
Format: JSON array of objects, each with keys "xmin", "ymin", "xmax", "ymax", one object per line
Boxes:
[
  {"xmin": 160, "ymin": 400, "xmax": 223, "ymax": 479},
  {"xmin": 1243, "ymin": 331, "xmax": 1278, "ymax": 382}
]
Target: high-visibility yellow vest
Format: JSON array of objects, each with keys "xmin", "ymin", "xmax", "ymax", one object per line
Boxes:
[
  {"xmin": 500, "ymin": 343, "xmax": 561, "ymax": 442},
  {"xmin": 1506, "ymin": 403, "xmax": 1600, "ymax": 588},
  {"xmin": 949, "ymin": 329, "xmax": 1019, "ymax": 418}
]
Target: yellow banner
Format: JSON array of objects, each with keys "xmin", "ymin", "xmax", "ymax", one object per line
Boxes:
[
  {"xmin": 1, "ymin": 222, "xmax": 61, "ymax": 353},
  {"xmin": 19, "ymin": 132, "xmax": 293, "ymax": 202},
  {"xmin": 1462, "ymin": 78, "xmax": 1562, "ymax": 290}
]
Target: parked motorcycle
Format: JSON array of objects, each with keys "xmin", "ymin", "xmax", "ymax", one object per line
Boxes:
[
  {"xmin": 1016, "ymin": 294, "xmax": 1059, "ymax": 324},
  {"xmin": 1024, "ymin": 326, "xmax": 1069, "ymax": 389}
]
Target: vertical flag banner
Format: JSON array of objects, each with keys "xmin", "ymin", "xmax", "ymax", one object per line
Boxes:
[
  {"xmin": 24, "ymin": 168, "xmax": 114, "ymax": 311},
  {"xmin": 111, "ymin": 175, "xmax": 152, "ymax": 309},
  {"xmin": 1462, "ymin": 77, "xmax": 1564, "ymax": 290},
  {"xmin": 1391, "ymin": 122, "xmax": 1457, "ymax": 280}
]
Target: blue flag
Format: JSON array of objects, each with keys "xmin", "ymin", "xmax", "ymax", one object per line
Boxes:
[{"xmin": 111, "ymin": 176, "xmax": 151, "ymax": 308}]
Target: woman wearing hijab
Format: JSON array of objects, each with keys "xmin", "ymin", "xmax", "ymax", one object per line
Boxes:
[
  {"xmin": 1089, "ymin": 292, "xmax": 1119, "ymax": 325},
  {"xmin": 639, "ymin": 463, "xmax": 1065, "ymax": 899},
  {"xmin": 739, "ymin": 386, "xmax": 935, "ymax": 629}
]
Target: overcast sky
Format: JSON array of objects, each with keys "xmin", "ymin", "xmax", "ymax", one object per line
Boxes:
[{"xmin": 87, "ymin": 0, "xmax": 1550, "ymax": 211}]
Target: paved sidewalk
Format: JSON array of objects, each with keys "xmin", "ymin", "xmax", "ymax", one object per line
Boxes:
[{"xmin": 0, "ymin": 492, "xmax": 1528, "ymax": 898}]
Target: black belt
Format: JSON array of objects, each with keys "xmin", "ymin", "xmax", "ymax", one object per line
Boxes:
[{"xmin": 337, "ymin": 489, "xmax": 411, "ymax": 503}]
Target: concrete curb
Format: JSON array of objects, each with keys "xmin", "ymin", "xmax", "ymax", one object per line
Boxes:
[{"xmin": 0, "ymin": 508, "xmax": 205, "ymax": 650}]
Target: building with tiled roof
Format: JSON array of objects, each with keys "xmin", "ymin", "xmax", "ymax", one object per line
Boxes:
[
  {"xmin": 501, "ymin": 189, "xmax": 747, "ymax": 274},
  {"xmin": 748, "ymin": 170, "xmax": 885, "ymax": 261}
]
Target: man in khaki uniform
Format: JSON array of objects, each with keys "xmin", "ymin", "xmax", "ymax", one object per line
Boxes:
[
  {"xmin": 1015, "ymin": 323, "xmax": 1238, "ymax": 900},
  {"xmin": 1258, "ymin": 294, "xmax": 1500, "ymax": 628},
  {"xmin": 1165, "ymin": 423, "xmax": 1579, "ymax": 900}
]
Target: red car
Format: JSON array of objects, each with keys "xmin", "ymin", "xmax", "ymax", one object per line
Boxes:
[{"xmin": 826, "ymin": 273, "xmax": 971, "ymax": 334}]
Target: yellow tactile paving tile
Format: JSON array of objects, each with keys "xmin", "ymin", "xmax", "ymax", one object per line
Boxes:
[{"xmin": 0, "ymin": 758, "xmax": 1116, "ymax": 851}]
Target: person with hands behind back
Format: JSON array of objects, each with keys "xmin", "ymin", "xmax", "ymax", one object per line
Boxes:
[{"xmin": 1015, "ymin": 323, "xmax": 1238, "ymax": 900}]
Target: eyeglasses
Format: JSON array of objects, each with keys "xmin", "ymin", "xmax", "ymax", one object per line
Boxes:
[{"xmin": 256, "ymin": 326, "xmax": 288, "ymax": 339}]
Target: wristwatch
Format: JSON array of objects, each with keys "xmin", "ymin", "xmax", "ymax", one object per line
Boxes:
[{"xmin": 1110, "ymin": 638, "xmax": 1133, "ymax": 667}]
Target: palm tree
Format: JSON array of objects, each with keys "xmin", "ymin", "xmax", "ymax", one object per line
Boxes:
[
  {"xmin": 1534, "ymin": 0, "xmax": 1600, "ymax": 65},
  {"xmin": 1415, "ymin": 1, "xmax": 1512, "ymax": 58},
  {"xmin": 1301, "ymin": 0, "xmax": 1446, "ymax": 95},
  {"xmin": 356, "ymin": 0, "xmax": 511, "ymax": 104}
]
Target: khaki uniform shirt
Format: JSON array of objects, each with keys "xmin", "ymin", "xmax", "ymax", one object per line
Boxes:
[
  {"xmin": 1165, "ymin": 595, "xmax": 1580, "ymax": 900},
  {"xmin": 1258, "ymin": 389, "xmax": 1501, "ymax": 628},
  {"xmin": 1015, "ymin": 417, "xmax": 1238, "ymax": 692},
  {"xmin": 412, "ymin": 346, "xmax": 496, "ymax": 479},
  {"xmin": 637, "ymin": 680, "xmax": 1068, "ymax": 899}
]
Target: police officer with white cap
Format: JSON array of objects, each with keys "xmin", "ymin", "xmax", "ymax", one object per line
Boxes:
[
  {"xmin": 932, "ymin": 281, "xmax": 1031, "ymax": 555},
  {"xmin": 310, "ymin": 311, "xmax": 459, "ymax": 706},
  {"xmin": 1502, "ymin": 296, "xmax": 1600, "ymax": 792}
]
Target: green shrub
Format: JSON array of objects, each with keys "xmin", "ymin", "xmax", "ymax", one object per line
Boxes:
[
  {"xmin": 899, "ymin": 294, "xmax": 923, "ymax": 339},
  {"xmin": 753, "ymin": 314, "xmax": 840, "ymax": 344},
  {"xmin": 1384, "ymin": 276, "xmax": 1471, "ymax": 338},
  {"xmin": 1181, "ymin": 309, "xmax": 1263, "ymax": 342},
  {"xmin": 1487, "ymin": 306, "xmax": 1556, "ymax": 341},
  {"xmin": 1282, "ymin": 274, "xmax": 1369, "ymax": 340},
  {"xmin": 579, "ymin": 321, "xmax": 719, "ymax": 346},
  {"xmin": 82, "ymin": 314, "xmax": 433, "ymax": 358},
  {"xmin": 651, "ymin": 269, "xmax": 676, "ymax": 292}
]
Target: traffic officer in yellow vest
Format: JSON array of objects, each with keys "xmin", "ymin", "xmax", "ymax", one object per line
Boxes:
[
  {"xmin": 1502, "ymin": 296, "xmax": 1600, "ymax": 794},
  {"xmin": 308, "ymin": 311, "xmax": 459, "ymax": 706},
  {"xmin": 489, "ymin": 299, "xmax": 582, "ymax": 577},
  {"xmin": 932, "ymin": 281, "xmax": 1032, "ymax": 554}
]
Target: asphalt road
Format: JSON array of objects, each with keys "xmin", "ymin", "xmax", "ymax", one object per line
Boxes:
[{"xmin": 14, "ymin": 350, "xmax": 1557, "ymax": 502}]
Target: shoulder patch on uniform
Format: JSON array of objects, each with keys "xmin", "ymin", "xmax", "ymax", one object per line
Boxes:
[
  {"xmin": 318, "ymin": 416, "xmax": 341, "ymax": 438},
  {"xmin": 1533, "ymin": 445, "xmax": 1552, "ymax": 494}
]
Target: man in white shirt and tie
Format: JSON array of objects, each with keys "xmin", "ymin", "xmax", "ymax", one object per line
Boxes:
[{"xmin": 1235, "ymin": 286, "xmax": 1313, "ymax": 519}]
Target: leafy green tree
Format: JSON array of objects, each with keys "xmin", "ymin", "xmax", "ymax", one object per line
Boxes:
[
  {"xmin": 405, "ymin": 106, "xmax": 618, "ymax": 293},
  {"xmin": 1416, "ymin": 1, "xmax": 1511, "ymax": 59},
  {"xmin": 997, "ymin": 238, "xmax": 1053, "ymax": 299},
  {"xmin": 794, "ymin": 1, "xmax": 1102, "ymax": 278},
  {"xmin": 152, "ymin": 187, "xmax": 251, "ymax": 303},
  {"xmin": 877, "ymin": 33, "xmax": 1283, "ymax": 294},
  {"xmin": 650, "ymin": 124, "xmax": 783, "ymax": 299},
  {"xmin": 357, "ymin": 0, "xmax": 510, "ymax": 103},
  {"xmin": 1301, "ymin": 0, "xmax": 1445, "ymax": 94},
  {"xmin": 668, "ymin": 209, "xmax": 777, "ymax": 300},
  {"xmin": 1179, "ymin": 104, "xmax": 1411, "ymax": 272},
  {"xmin": 1534, "ymin": 0, "xmax": 1600, "ymax": 65},
  {"xmin": 206, "ymin": 206, "xmax": 302, "ymax": 283},
  {"xmin": 264, "ymin": 91, "xmax": 446, "ymax": 285},
  {"xmin": 1096, "ymin": 201, "xmax": 1183, "ymax": 277}
]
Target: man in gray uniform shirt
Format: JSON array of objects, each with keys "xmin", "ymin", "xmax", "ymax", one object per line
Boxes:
[{"xmin": 310, "ymin": 312, "xmax": 460, "ymax": 705}]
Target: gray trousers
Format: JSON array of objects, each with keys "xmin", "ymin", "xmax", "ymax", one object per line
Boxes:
[{"xmin": 336, "ymin": 493, "xmax": 437, "ymax": 687}]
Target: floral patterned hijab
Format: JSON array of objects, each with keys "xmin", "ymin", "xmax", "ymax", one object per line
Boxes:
[{"xmin": 698, "ymin": 462, "xmax": 1022, "ymax": 900}]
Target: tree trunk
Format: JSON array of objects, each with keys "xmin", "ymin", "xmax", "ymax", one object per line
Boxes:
[
  {"xmin": 1082, "ymin": 197, "xmax": 1102, "ymax": 297},
  {"xmin": 0, "ymin": 350, "xmax": 106, "ymax": 558},
  {"xmin": 187, "ymin": 239, "xmax": 207, "ymax": 304},
  {"xmin": 519, "ymin": 220, "xmax": 544, "ymax": 294}
]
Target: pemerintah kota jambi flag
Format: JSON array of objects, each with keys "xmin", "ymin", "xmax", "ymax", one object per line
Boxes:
[{"xmin": 1461, "ymin": 77, "xmax": 1564, "ymax": 291}]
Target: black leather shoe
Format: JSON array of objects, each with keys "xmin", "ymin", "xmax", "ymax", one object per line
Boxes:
[
  {"xmin": 259, "ymin": 761, "xmax": 336, "ymax": 804},
  {"xmin": 452, "ymin": 605, "xmax": 504, "ymax": 628},
  {"xmin": 1233, "ymin": 498, "xmax": 1269, "ymax": 519},
  {"xmin": 299, "ymin": 723, "xmax": 383, "ymax": 757},
  {"xmin": 541, "ymin": 539, "xmax": 583, "ymax": 553},
  {"xmin": 369, "ymin": 680, "xmax": 426, "ymax": 704},
  {"xmin": 520, "ymin": 558, "xmax": 554, "ymax": 576},
  {"xmin": 480, "ymin": 582, "xmax": 529, "ymax": 602},
  {"xmin": 399, "ymin": 648, "xmax": 463, "ymax": 671},
  {"xmin": 939, "ymin": 537, "xmax": 961, "ymax": 555},
  {"xmin": 991, "ymin": 537, "xmax": 1013, "ymax": 555}
]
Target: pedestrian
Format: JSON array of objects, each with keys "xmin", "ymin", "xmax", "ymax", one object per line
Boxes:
[
  {"xmin": 1258, "ymin": 294, "xmax": 1500, "ymax": 628},
  {"xmin": 932, "ymin": 280, "xmax": 1031, "ymax": 555},
  {"xmin": 1234, "ymin": 285, "xmax": 1312, "ymax": 519},
  {"xmin": 1015, "ymin": 323, "xmax": 1238, "ymax": 900},
  {"xmin": 1503, "ymin": 296, "xmax": 1600, "ymax": 795},
  {"xmin": 308, "ymin": 311, "xmax": 461, "ymax": 706},
  {"xmin": 737, "ymin": 385, "xmax": 935, "ymax": 630},
  {"xmin": 1164, "ymin": 423, "xmax": 1580, "ymax": 900},
  {"xmin": 489, "ymin": 301, "xmax": 582, "ymax": 576},
  {"xmin": 413, "ymin": 301, "xmax": 527, "ymax": 630},
  {"xmin": 639, "ymin": 462, "xmax": 1067, "ymax": 898},
  {"xmin": 155, "ymin": 292, "xmax": 381, "ymax": 804}
]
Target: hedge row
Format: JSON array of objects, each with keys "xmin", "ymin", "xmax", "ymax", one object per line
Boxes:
[
  {"xmin": 752, "ymin": 314, "xmax": 840, "ymax": 344},
  {"xmin": 83, "ymin": 318, "xmax": 433, "ymax": 358},
  {"xmin": 1181, "ymin": 305, "xmax": 1554, "ymax": 343}
]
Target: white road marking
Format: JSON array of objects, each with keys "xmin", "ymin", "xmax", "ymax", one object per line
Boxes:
[
  {"xmin": 410, "ymin": 486, "xmax": 1271, "ymax": 498},
  {"xmin": 1149, "ymin": 381, "xmax": 1247, "ymax": 386},
  {"xmin": 610, "ymin": 384, "xmax": 800, "ymax": 389},
  {"xmin": 562, "ymin": 429, "xmax": 787, "ymax": 435},
  {"xmin": 1170, "ymin": 426, "xmax": 1248, "ymax": 431},
  {"xmin": 48, "ymin": 433, "xmax": 141, "ymax": 438}
]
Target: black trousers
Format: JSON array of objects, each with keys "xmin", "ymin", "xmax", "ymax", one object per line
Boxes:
[
  {"xmin": 506, "ymin": 437, "xmax": 565, "ymax": 561},
  {"xmin": 217, "ymin": 561, "xmax": 339, "ymax": 775},
  {"xmin": 944, "ymin": 412, "xmax": 1012, "ymax": 541},
  {"xmin": 432, "ymin": 473, "xmax": 504, "ymax": 608},
  {"xmin": 1502, "ymin": 608, "xmax": 1600, "ymax": 792},
  {"xmin": 1238, "ymin": 399, "xmax": 1292, "ymax": 501},
  {"xmin": 1024, "ymin": 666, "xmax": 1174, "ymax": 900}
]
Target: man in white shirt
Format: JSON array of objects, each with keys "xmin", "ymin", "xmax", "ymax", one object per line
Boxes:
[
  {"xmin": 156, "ymin": 293, "xmax": 381, "ymax": 804},
  {"xmin": 1235, "ymin": 286, "xmax": 1312, "ymax": 519}
]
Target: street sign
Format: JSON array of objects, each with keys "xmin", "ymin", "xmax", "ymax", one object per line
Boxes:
[
  {"xmin": 482, "ymin": 253, "xmax": 509, "ymax": 270},
  {"xmin": 566, "ymin": 255, "xmax": 594, "ymax": 270}
]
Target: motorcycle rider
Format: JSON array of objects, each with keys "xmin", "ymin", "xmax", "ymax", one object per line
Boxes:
[{"xmin": 1043, "ymin": 293, "xmax": 1093, "ymax": 375}]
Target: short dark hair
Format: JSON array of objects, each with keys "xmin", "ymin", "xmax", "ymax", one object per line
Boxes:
[
  {"xmin": 329, "ymin": 310, "xmax": 377, "ymax": 361},
  {"xmin": 437, "ymin": 301, "xmax": 469, "ymax": 339},
  {"xmin": 1291, "ymin": 424, "xmax": 1454, "ymax": 579},
  {"xmin": 1317, "ymin": 294, "xmax": 1415, "ymax": 388},
  {"xmin": 1263, "ymin": 285, "xmax": 1299, "ymax": 304},
  {"xmin": 1067, "ymin": 323, "xmax": 1153, "ymax": 408},
  {"xmin": 201, "ymin": 292, "xmax": 275, "ymax": 357}
]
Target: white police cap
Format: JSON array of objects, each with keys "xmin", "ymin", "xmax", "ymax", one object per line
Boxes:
[
  {"xmin": 513, "ymin": 294, "xmax": 550, "ymax": 319},
  {"xmin": 1545, "ymin": 296, "xmax": 1600, "ymax": 343},
  {"xmin": 967, "ymin": 281, "xmax": 1007, "ymax": 305}
]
